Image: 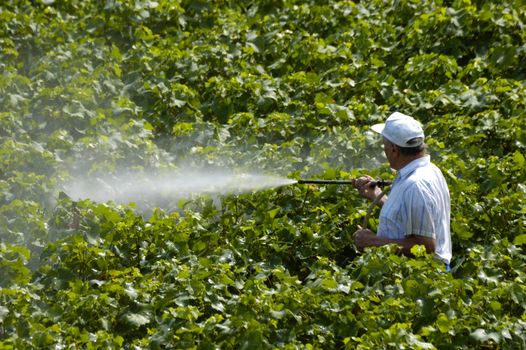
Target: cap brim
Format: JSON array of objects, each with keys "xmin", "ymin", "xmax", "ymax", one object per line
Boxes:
[{"xmin": 371, "ymin": 123, "xmax": 385, "ymax": 134}]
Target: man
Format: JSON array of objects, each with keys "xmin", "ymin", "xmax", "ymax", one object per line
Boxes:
[{"xmin": 352, "ymin": 112, "xmax": 452, "ymax": 269}]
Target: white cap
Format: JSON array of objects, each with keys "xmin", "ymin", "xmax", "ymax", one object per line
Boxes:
[{"xmin": 371, "ymin": 112, "xmax": 425, "ymax": 147}]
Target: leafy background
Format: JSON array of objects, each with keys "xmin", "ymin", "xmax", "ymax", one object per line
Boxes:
[{"xmin": 1, "ymin": 0, "xmax": 526, "ymax": 348}]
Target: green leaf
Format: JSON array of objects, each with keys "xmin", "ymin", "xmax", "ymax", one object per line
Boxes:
[
  {"xmin": 410, "ymin": 244, "xmax": 427, "ymax": 257},
  {"xmin": 513, "ymin": 234, "xmax": 526, "ymax": 246},
  {"xmin": 436, "ymin": 313, "xmax": 450, "ymax": 333},
  {"xmin": 513, "ymin": 150, "xmax": 525, "ymax": 167},
  {"xmin": 0, "ymin": 306, "xmax": 9, "ymax": 322},
  {"xmin": 321, "ymin": 278, "xmax": 338, "ymax": 290},
  {"xmin": 471, "ymin": 328, "xmax": 500, "ymax": 343},
  {"xmin": 122, "ymin": 312, "xmax": 150, "ymax": 327}
]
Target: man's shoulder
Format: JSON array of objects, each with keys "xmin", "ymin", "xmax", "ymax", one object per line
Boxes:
[
  {"xmin": 404, "ymin": 164, "xmax": 449, "ymax": 201},
  {"xmin": 411, "ymin": 161, "xmax": 445, "ymax": 181}
]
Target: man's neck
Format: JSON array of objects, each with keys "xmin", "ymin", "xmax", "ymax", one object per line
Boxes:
[{"xmin": 394, "ymin": 153, "xmax": 426, "ymax": 171}]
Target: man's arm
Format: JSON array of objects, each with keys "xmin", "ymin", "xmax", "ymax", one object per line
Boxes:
[{"xmin": 353, "ymin": 229, "xmax": 436, "ymax": 256}]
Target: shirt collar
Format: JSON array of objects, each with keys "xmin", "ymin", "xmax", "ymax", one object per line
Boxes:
[{"xmin": 397, "ymin": 155, "xmax": 430, "ymax": 180}]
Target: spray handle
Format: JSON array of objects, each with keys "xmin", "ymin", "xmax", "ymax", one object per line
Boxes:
[{"xmin": 369, "ymin": 180, "xmax": 392, "ymax": 188}]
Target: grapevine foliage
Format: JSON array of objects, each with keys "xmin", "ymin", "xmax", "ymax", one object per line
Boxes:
[{"xmin": 1, "ymin": 0, "xmax": 526, "ymax": 349}]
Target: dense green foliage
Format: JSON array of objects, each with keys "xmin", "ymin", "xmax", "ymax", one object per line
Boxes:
[{"xmin": 1, "ymin": 0, "xmax": 526, "ymax": 348}]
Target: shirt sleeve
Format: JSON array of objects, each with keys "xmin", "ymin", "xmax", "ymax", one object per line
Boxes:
[{"xmin": 404, "ymin": 184, "xmax": 436, "ymax": 239}]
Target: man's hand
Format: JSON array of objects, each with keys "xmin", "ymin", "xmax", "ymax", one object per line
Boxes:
[
  {"xmin": 352, "ymin": 228, "xmax": 377, "ymax": 251},
  {"xmin": 352, "ymin": 176, "xmax": 383, "ymax": 202}
]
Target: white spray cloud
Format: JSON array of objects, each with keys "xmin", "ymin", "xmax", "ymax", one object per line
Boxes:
[{"xmin": 63, "ymin": 168, "xmax": 297, "ymax": 208}]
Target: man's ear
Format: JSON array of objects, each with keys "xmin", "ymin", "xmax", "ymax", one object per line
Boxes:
[{"xmin": 388, "ymin": 142, "xmax": 398, "ymax": 155}]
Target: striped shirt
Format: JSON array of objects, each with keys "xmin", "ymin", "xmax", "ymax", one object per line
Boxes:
[{"xmin": 377, "ymin": 156, "xmax": 452, "ymax": 264}]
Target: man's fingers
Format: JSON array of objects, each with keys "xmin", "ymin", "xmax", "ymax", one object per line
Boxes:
[
  {"xmin": 353, "ymin": 226, "xmax": 363, "ymax": 238},
  {"xmin": 359, "ymin": 183, "xmax": 372, "ymax": 197},
  {"xmin": 353, "ymin": 176, "xmax": 372, "ymax": 190}
]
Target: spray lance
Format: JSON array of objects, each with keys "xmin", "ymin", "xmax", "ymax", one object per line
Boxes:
[
  {"xmin": 297, "ymin": 179, "xmax": 392, "ymax": 187},
  {"xmin": 296, "ymin": 178, "xmax": 393, "ymax": 229}
]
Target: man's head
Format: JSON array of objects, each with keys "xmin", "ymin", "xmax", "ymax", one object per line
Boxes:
[
  {"xmin": 372, "ymin": 112, "xmax": 426, "ymax": 169},
  {"xmin": 371, "ymin": 112, "xmax": 424, "ymax": 147}
]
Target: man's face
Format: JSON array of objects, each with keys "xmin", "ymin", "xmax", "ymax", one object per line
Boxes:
[{"xmin": 383, "ymin": 137, "xmax": 397, "ymax": 168}]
